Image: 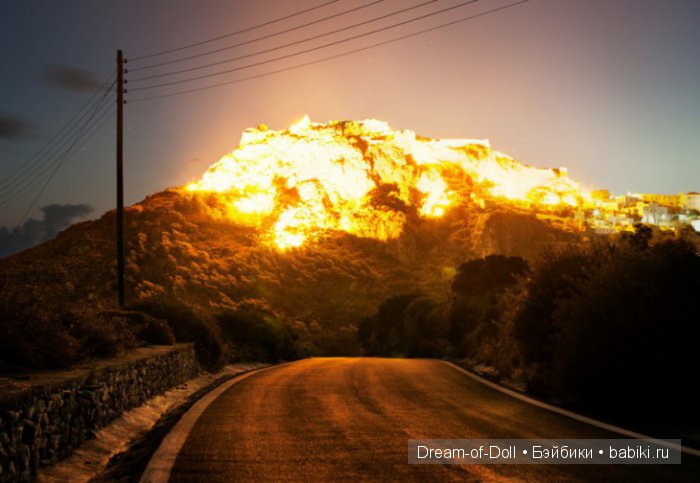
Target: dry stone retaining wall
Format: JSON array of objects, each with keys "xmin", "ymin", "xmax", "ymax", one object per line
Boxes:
[{"xmin": 0, "ymin": 344, "xmax": 199, "ymax": 481}]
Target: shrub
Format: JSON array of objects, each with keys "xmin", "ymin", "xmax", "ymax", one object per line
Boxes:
[
  {"xmin": 510, "ymin": 249, "xmax": 596, "ymax": 394},
  {"xmin": 358, "ymin": 293, "xmax": 449, "ymax": 357},
  {"xmin": 103, "ymin": 310, "xmax": 176, "ymax": 345},
  {"xmin": 358, "ymin": 294, "xmax": 418, "ymax": 357},
  {"xmin": 217, "ymin": 304, "xmax": 299, "ymax": 362},
  {"xmin": 138, "ymin": 315, "xmax": 176, "ymax": 345},
  {"xmin": 0, "ymin": 308, "xmax": 144, "ymax": 370},
  {"xmin": 68, "ymin": 311, "xmax": 138, "ymax": 358},
  {"xmin": 449, "ymin": 255, "xmax": 529, "ymax": 356},
  {"xmin": 131, "ymin": 301, "xmax": 225, "ymax": 370},
  {"xmin": 550, "ymin": 239, "xmax": 699, "ymax": 427},
  {"xmin": 0, "ymin": 312, "xmax": 80, "ymax": 370}
]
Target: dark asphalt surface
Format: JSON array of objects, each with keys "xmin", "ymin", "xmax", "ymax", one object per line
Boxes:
[{"xmin": 169, "ymin": 358, "xmax": 699, "ymax": 482}]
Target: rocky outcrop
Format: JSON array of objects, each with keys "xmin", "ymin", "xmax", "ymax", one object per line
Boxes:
[
  {"xmin": 478, "ymin": 211, "xmax": 580, "ymax": 261},
  {"xmin": 0, "ymin": 345, "xmax": 199, "ymax": 482}
]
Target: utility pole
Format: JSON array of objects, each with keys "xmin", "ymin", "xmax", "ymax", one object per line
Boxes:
[{"xmin": 116, "ymin": 50, "xmax": 125, "ymax": 308}]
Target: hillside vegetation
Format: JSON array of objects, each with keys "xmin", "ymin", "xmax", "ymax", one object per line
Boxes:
[
  {"xmin": 0, "ymin": 187, "xmax": 577, "ymax": 371},
  {"xmin": 359, "ymin": 226, "xmax": 700, "ymax": 436}
]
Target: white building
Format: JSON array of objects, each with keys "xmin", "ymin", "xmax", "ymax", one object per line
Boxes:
[
  {"xmin": 684, "ymin": 192, "xmax": 700, "ymax": 212},
  {"xmin": 641, "ymin": 203, "xmax": 668, "ymax": 224}
]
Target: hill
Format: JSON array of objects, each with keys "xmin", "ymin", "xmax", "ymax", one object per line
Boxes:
[{"xmin": 0, "ymin": 118, "xmax": 585, "ymax": 366}]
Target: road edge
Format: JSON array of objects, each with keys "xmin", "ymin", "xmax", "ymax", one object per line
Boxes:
[
  {"xmin": 138, "ymin": 362, "xmax": 287, "ymax": 483},
  {"xmin": 440, "ymin": 360, "xmax": 700, "ymax": 458}
]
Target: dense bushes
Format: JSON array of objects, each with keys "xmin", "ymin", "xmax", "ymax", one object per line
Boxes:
[
  {"xmin": 358, "ymin": 294, "xmax": 449, "ymax": 357},
  {"xmin": 511, "ymin": 249, "xmax": 594, "ymax": 392},
  {"xmin": 131, "ymin": 301, "xmax": 225, "ymax": 371},
  {"xmin": 99, "ymin": 310, "xmax": 176, "ymax": 346},
  {"xmin": 132, "ymin": 300, "xmax": 301, "ymax": 368},
  {"xmin": 0, "ymin": 312, "xmax": 80, "ymax": 370},
  {"xmin": 68, "ymin": 311, "xmax": 140, "ymax": 358},
  {"xmin": 358, "ymin": 256, "xmax": 528, "ymax": 358},
  {"xmin": 216, "ymin": 302, "xmax": 299, "ymax": 362},
  {"xmin": 449, "ymin": 255, "xmax": 529, "ymax": 356},
  {"xmin": 0, "ymin": 309, "xmax": 140, "ymax": 370},
  {"xmin": 358, "ymin": 231, "xmax": 699, "ymax": 431},
  {"xmin": 0, "ymin": 295, "xmax": 303, "ymax": 372},
  {"xmin": 521, "ymin": 238, "xmax": 700, "ymax": 427}
]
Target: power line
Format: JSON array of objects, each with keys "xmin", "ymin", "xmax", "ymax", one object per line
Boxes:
[
  {"xmin": 0, "ymin": 94, "xmax": 114, "ymax": 209},
  {"xmin": 2, "ymin": 105, "xmax": 116, "ymax": 211},
  {"xmin": 0, "ymin": 93, "xmax": 114, "ymax": 206},
  {"xmin": 0, "ymin": 76, "xmax": 115, "ymax": 191},
  {"xmin": 131, "ymin": 0, "xmax": 385, "ymax": 73},
  {"xmin": 0, "ymin": 92, "xmax": 114, "ymax": 202},
  {"xmin": 0, "ymin": 99, "xmax": 113, "ymax": 209},
  {"xmin": 130, "ymin": 0, "xmax": 341, "ymax": 62},
  {"xmin": 131, "ymin": 0, "xmax": 530, "ymax": 103},
  {"xmin": 0, "ymin": 102, "xmax": 114, "ymax": 213},
  {"xmin": 0, "ymin": 105, "xmax": 116, "ymax": 256},
  {"xmin": 0, "ymin": 76, "xmax": 115, "ymax": 190},
  {"xmin": 130, "ymin": 0, "xmax": 479, "ymax": 92},
  {"xmin": 131, "ymin": 0, "xmax": 433, "ymax": 81}
]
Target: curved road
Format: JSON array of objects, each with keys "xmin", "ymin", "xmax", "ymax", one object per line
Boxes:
[{"xmin": 160, "ymin": 358, "xmax": 698, "ymax": 482}]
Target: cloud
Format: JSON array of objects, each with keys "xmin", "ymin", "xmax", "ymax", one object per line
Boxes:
[
  {"xmin": 0, "ymin": 114, "xmax": 35, "ymax": 142},
  {"xmin": 0, "ymin": 203, "xmax": 93, "ymax": 257},
  {"xmin": 43, "ymin": 65, "xmax": 103, "ymax": 92}
]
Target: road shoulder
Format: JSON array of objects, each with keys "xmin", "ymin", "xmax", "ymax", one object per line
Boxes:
[{"xmin": 80, "ymin": 363, "xmax": 268, "ymax": 483}]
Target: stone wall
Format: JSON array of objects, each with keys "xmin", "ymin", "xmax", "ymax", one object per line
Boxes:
[{"xmin": 0, "ymin": 344, "xmax": 199, "ymax": 482}]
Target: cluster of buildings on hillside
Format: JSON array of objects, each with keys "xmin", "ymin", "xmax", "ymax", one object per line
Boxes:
[{"xmin": 579, "ymin": 191, "xmax": 700, "ymax": 234}]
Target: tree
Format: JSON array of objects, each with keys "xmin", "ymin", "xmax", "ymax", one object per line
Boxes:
[
  {"xmin": 511, "ymin": 249, "xmax": 596, "ymax": 394},
  {"xmin": 449, "ymin": 255, "xmax": 529, "ymax": 356},
  {"xmin": 550, "ymin": 239, "xmax": 699, "ymax": 428}
]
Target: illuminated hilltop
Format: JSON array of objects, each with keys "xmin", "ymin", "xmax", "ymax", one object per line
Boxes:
[{"xmin": 186, "ymin": 116, "xmax": 588, "ymax": 248}]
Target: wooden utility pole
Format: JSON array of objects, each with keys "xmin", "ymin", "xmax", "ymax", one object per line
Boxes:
[{"xmin": 116, "ymin": 50, "xmax": 125, "ymax": 308}]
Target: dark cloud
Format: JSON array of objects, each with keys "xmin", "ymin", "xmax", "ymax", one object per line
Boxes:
[
  {"xmin": 43, "ymin": 65, "xmax": 103, "ymax": 92},
  {"xmin": 0, "ymin": 203, "xmax": 93, "ymax": 257},
  {"xmin": 0, "ymin": 114, "xmax": 35, "ymax": 142}
]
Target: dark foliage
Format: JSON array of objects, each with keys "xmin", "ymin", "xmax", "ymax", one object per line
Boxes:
[
  {"xmin": 68, "ymin": 311, "xmax": 138, "ymax": 358},
  {"xmin": 359, "ymin": 256, "xmax": 529, "ymax": 358},
  {"xmin": 359, "ymin": 294, "xmax": 419, "ymax": 356},
  {"xmin": 549, "ymin": 239, "xmax": 699, "ymax": 427},
  {"xmin": 449, "ymin": 255, "xmax": 529, "ymax": 355},
  {"xmin": 104, "ymin": 310, "xmax": 176, "ymax": 346},
  {"xmin": 216, "ymin": 304, "xmax": 299, "ymax": 362},
  {"xmin": 358, "ymin": 293, "xmax": 449, "ymax": 357},
  {"xmin": 132, "ymin": 301, "xmax": 225, "ymax": 371},
  {"xmin": 0, "ymin": 312, "xmax": 79, "ymax": 370},
  {"xmin": 504, "ymin": 229, "xmax": 699, "ymax": 430},
  {"xmin": 357, "ymin": 232, "xmax": 699, "ymax": 435},
  {"xmin": 511, "ymin": 249, "xmax": 595, "ymax": 393},
  {"xmin": 137, "ymin": 315, "xmax": 176, "ymax": 346},
  {"xmin": 0, "ymin": 309, "xmax": 139, "ymax": 370}
]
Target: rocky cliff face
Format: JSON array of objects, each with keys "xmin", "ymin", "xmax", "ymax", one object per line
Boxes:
[{"xmin": 478, "ymin": 212, "xmax": 580, "ymax": 260}]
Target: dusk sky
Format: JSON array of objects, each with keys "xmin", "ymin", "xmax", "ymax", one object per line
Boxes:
[{"xmin": 1, "ymin": 0, "xmax": 698, "ymax": 231}]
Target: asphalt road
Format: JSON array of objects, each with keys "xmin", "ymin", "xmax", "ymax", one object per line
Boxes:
[{"xmin": 166, "ymin": 358, "xmax": 698, "ymax": 482}]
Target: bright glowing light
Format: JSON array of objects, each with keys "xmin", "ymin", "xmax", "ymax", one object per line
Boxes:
[
  {"xmin": 416, "ymin": 170, "xmax": 450, "ymax": 217},
  {"xmin": 186, "ymin": 118, "xmax": 589, "ymax": 249},
  {"xmin": 233, "ymin": 192, "xmax": 275, "ymax": 214},
  {"xmin": 289, "ymin": 114, "xmax": 311, "ymax": 134}
]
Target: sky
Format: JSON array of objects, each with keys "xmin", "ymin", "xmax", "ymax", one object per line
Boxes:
[{"xmin": 0, "ymin": 0, "xmax": 699, "ymax": 244}]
